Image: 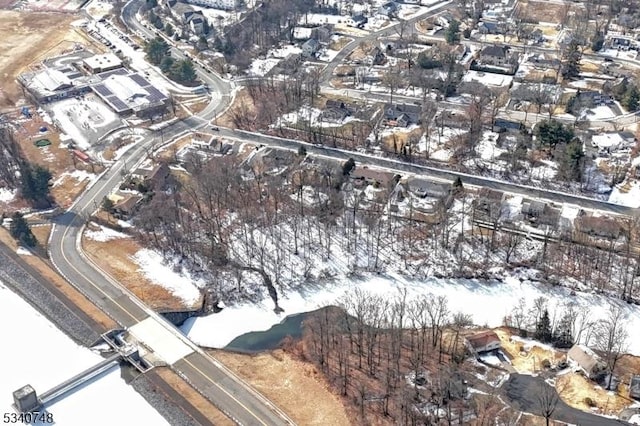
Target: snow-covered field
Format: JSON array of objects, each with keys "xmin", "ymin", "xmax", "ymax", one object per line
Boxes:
[
  {"xmin": 609, "ymin": 181, "xmax": 640, "ymax": 208},
  {"xmin": 0, "ymin": 282, "xmax": 168, "ymax": 425},
  {"xmin": 0, "ymin": 187, "xmax": 16, "ymax": 203},
  {"xmin": 84, "ymin": 226, "xmax": 202, "ymax": 304},
  {"xmin": 184, "ymin": 272, "xmax": 640, "ymax": 355},
  {"xmin": 133, "ymin": 249, "xmax": 202, "ymax": 305}
]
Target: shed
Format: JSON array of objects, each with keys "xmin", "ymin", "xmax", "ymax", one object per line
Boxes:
[
  {"xmin": 568, "ymin": 344, "xmax": 608, "ymax": 379},
  {"xmin": 465, "ymin": 330, "xmax": 501, "ymax": 355}
]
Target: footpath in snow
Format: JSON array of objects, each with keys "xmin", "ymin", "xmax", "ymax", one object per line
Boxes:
[
  {"xmin": 0, "ymin": 282, "xmax": 168, "ymax": 426},
  {"xmin": 184, "ymin": 273, "xmax": 640, "ymax": 355}
]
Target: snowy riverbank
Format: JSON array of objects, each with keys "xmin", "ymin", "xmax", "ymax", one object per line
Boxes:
[{"xmin": 183, "ymin": 272, "xmax": 640, "ymax": 355}]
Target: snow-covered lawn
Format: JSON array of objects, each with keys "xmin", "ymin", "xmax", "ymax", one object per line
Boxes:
[
  {"xmin": 463, "ymin": 70, "xmax": 513, "ymax": 87},
  {"xmin": 608, "ymin": 181, "xmax": 640, "ymax": 208},
  {"xmin": 0, "ymin": 187, "xmax": 16, "ymax": 203},
  {"xmin": 0, "ymin": 282, "xmax": 168, "ymax": 425},
  {"xmin": 132, "ymin": 249, "xmax": 202, "ymax": 306},
  {"xmin": 247, "ymin": 45, "xmax": 302, "ymax": 77},
  {"xmin": 184, "ymin": 272, "xmax": 640, "ymax": 355},
  {"xmin": 84, "ymin": 224, "xmax": 129, "ymax": 242},
  {"xmin": 52, "ymin": 170, "xmax": 98, "ymax": 188},
  {"xmin": 299, "ymin": 13, "xmax": 347, "ymax": 26}
]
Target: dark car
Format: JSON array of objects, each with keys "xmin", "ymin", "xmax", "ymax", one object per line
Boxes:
[{"xmin": 211, "ymin": 126, "xmax": 219, "ymax": 131}]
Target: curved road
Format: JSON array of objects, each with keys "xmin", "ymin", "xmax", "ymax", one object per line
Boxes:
[
  {"xmin": 501, "ymin": 374, "xmax": 631, "ymax": 426},
  {"xmin": 48, "ymin": 2, "xmax": 293, "ymax": 426}
]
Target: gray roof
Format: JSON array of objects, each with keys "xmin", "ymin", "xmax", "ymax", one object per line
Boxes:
[
  {"xmin": 481, "ymin": 45, "xmax": 508, "ymax": 58},
  {"xmin": 568, "ymin": 345, "xmax": 605, "ymax": 376}
]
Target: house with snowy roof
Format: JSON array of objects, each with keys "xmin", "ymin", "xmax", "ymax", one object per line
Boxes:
[{"xmin": 568, "ymin": 344, "xmax": 608, "ymax": 380}]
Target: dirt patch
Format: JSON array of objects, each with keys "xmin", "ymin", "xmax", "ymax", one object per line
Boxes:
[
  {"xmin": 0, "ymin": 227, "xmax": 116, "ymax": 330},
  {"xmin": 495, "ymin": 328, "xmax": 565, "ymax": 374},
  {"xmin": 0, "ymin": 11, "xmax": 91, "ymax": 108},
  {"xmin": 556, "ymin": 372, "xmax": 631, "ymax": 415},
  {"xmin": 81, "ymin": 224, "xmax": 199, "ymax": 311},
  {"xmin": 211, "ymin": 349, "xmax": 351, "ymax": 426},
  {"xmin": 514, "ymin": 1, "xmax": 573, "ymax": 25},
  {"xmin": 154, "ymin": 368, "xmax": 235, "ymax": 426},
  {"xmin": 329, "ymin": 36, "xmax": 353, "ymax": 51},
  {"xmin": 215, "ymin": 88, "xmax": 255, "ymax": 128}
]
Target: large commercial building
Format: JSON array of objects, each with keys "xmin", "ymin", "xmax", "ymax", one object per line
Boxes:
[{"xmin": 92, "ymin": 69, "xmax": 169, "ymax": 118}]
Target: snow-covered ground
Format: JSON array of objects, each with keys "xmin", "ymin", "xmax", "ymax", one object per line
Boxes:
[
  {"xmin": 184, "ymin": 272, "xmax": 640, "ymax": 354},
  {"xmin": 84, "ymin": 227, "xmax": 202, "ymax": 304},
  {"xmin": 247, "ymin": 45, "xmax": 302, "ymax": 77},
  {"xmin": 0, "ymin": 281, "xmax": 168, "ymax": 426},
  {"xmin": 0, "ymin": 187, "xmax": 16, "ymax": 203},
  {"xmin": 132, "ymin": 249, "xmax": 202, "ymax": 305},
  {"xmin": 52, "ymin": 170, "xmax": 99, "ymax": 188},
  {"xmin": 47, "ymin": 97, "xmax": 121, "ymax": 151},
  {"xmin": 609, "ymin": 181, "xmax": 640, "ymax": 208},
  {"xmin": 463, "ymin": 70, "xmax": 513, "ymax": 88},
  {"xmin": 84, "ymin": 224, "xmax": 129, "ymax": 242}
]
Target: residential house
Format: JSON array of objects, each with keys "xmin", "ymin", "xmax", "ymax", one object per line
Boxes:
[
  {"xmin": 575, "ymin": 215, "xmax": 623, "ymax": 239},
  {"xmin": 478, "ymin": 20, "xmax": 506, "ymax": 35},
  {"xmin": 350, "ymin": 166, "xmax": 399, "ymax": 189},
  {"xmin": 320, "ymin": 99, "xmax": 352, "ymax": 123},
  {"xmin": 188, "ymin": 14, "xmax": 206, "ymax": 34},
  {"xmin": 349, "ymin": 13, "xmax": 368, "ymax": 28},
  {"xmin": 630, "ymin": 375, "xmax": 640, "ymax": 400},
  {"xmin": 169, "ymin": 2, "xmax": 200, "ymax": 24},
  {"xmin": 383, "ymin": 103, "xmax": 421, "ymax": 127},
  {"xmin": 301, "ymin": 39, "xmax": 320, "ymax": 58},
  {"xmin": 367, "ymin": 46, "xmax": 386, "ymax": 66},
  {"xmin": 474, "ymin": 45, "xmax": 519, "ymax": 74},
  {"xmin": 465, "ymin": 331, "xmax": 501, "ymax": 355},
  {"xmin": 521, "ymin": 199, "xmax": 560, "ymax": 228},
  {"xmin": 378, "ymin": 1, "xmax": 398, "ymax": 17},
  {"xmin": 492, "ymin": 118, "xmax": 523, "ymax": 133},
  {"xmin": 568, "ymin": 345, "xmax": 608, "ymax": 380},
  {"xmin": 112, "ymin": 193, "xmax": 143, "ymax": 220},
  {"xmin": 132, "ymin": 163, "xmax": 170, "ymax": 189},
  {"xmin": 473, "ymin": 188, "xmax": 505, "ymax": 218},
  {"xmin": 573, "ymin": 90, "xmax": 614, "ymax": 109},
  {"xmin": 405, "ymin": 177, "xmax": 453, "ymax": 207},
  {"xmin": 182, "ymin": 0, "xmax": 241, "ymax": 11},
  {"xmin": 610, "ymin": 36, "xmax": 634, "ymax": 50}
]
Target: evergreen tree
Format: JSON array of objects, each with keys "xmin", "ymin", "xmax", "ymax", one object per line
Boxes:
[
  {"xmin": 164, "ymin": 22, "xmax": 175, "ymax": 37},
  {"xmin": 535, "ymin": 309, "xmax": 553, "ymax": 343},
  {"xmin": 145, "ymin": 37, "xmax": 170, "ymax": 65},
  {"xmin": 534, "ymin": 120, "xmax": 574, "ymax": 148},
  {"xmin": 342, "ymin": 158, "xmax": 356, "ymax": 175},
  {"xmin": 160, "ymin": 56, "xmax": 175, "ymax": 73},
  {"xmin": 9, "ymin": 212, "xmax": 37, "ymax": 247},
  {"xmin": 622, "ymin": 85, "xmax": 640, "ymax": 112},
  {"xmin": 557, "ymin": 138, "xmax": 584, "ymax": 182},
  {"xmin": 561, "ymin": 41, "xmax": 581, "ymax": 80},
  {"xmin": 554, "ymin": 313, "xmax": 573, "ymax": 348},
  {"xmin": 20, "ymin": 163, "xmax": 52, "ymax": 208},
  {"xmin": 444, "ymin": 20, "xmax": 461, "ymax": 45}
]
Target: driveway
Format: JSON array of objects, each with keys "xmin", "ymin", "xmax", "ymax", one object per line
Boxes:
[{"xmin": 501, "ymin": 374, "xmax": 631, "ymax": 426}]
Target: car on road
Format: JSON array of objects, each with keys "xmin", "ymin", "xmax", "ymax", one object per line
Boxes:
[{"xmin": 211, "ymin": 126, "xmax": 219, "ymax": 131}]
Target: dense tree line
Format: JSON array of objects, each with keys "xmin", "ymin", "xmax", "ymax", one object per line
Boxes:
[{"xmin": 144, "ymin": 37, "xmax": 198, "ymax": 84}]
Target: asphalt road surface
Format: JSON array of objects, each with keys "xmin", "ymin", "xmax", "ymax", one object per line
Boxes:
[{"xmin": 501, "ymin": 374, "xmax": 631, "ymax": 426}]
